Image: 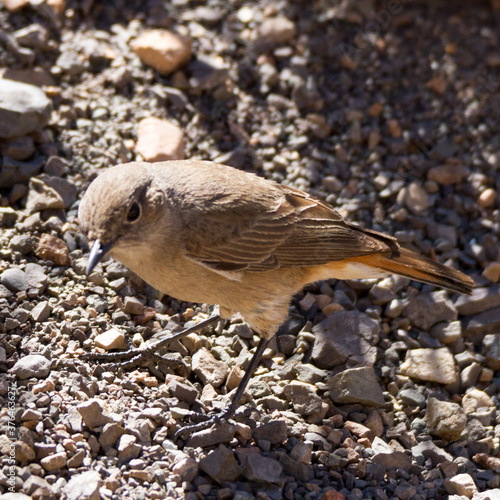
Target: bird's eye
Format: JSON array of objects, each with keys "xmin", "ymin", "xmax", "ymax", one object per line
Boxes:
[{"xmin": 127, "ymin": 202, "xmax": 141, "ymax": 222}]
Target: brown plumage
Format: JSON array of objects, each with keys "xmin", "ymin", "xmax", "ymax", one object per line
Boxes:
[{"xmin": 78, "ymin": 160, "xmax": 474, "ymax": 431}]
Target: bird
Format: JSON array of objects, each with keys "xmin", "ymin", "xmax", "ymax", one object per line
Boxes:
[{"xmin": 78, "ymin": 159, "xmax": 475, "ymax": 436}]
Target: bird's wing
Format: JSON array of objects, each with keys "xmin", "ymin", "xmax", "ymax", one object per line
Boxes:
[{"xmin": 183, "ymin": 184, "xmax": 398, "ymax": 272}]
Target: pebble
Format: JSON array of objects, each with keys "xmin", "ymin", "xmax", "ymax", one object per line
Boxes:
[
  {"xmin": 404, "ymin": 291, "xmax": 457, "ymax": 330},
  {"xmin": 40, "ymin": 451, "xmax": 67, "ymax": 471},
  {"xmin": 483, "ymin": 262, "xmax": 500, "ymax": 283},
  {"xmin": 131, "ymin": 30, "xmax": 191, "ymax": 74},
  {"xmin": 399, "ymin": 388, "xmax": 425, "ymax": 408},
  {"xmin": 412, "ymin": 440, "xmax": 453, "ymax": 466},
  {"xmin": 25, "ymin": 177, "xmax": 65, "ymax": 212},
  {"xmin": 186, "ymin": 422, "xmax": 236, "ymax": 448},
  {"xmin": 400, "ymin": 347, "xmax": 458, "ymax": 385},
  {"xmin": 482, "ymin": 334, "xmax": 500, "ymax": 370},
  {"xmin": 0, "ymin": 156, "xmax": 45, "ymax": 188},
  {"xmin": 1, "ymin": 268, "xmax": 30, "ymax": 292},
  {"xmin": 94, "ymin": 329, "xmax": 128, "ymax": 350},
  {"xmin": 444, "ymin": 473, "xmax": 478, "ymax": 498},
  {"xmin": 455, "ymin": 285, "xmax": 500, "ymax": 315},
  {"xmin": 30, "ymin": 300, "xmax": 52, "ymax": 322},
  {"xmin": 135, "ymin": 117, "xmax": 185, "ymax": 162},
  {"xmin": 283, "ymin": 380, "xmax": 323, "ymax": 416},
  {"xmin": 371, "ymin": 436, "xmax": 412, "ymax": 471},
  {"xmin": 63, "ymin": 470, "xmax": 102, "ymax": 500},
  {"xmin": 425, "ymin": 397, "xmax": 467, "ymax": 441},
  {"xmin": 35, "ymin": 234, "xmax": 70, "ymax": 266},
  {"xmin": 77, "ymin": 399, "xmax": 116, "ymax": 429},
  {"xmin": 399, "ymin": 182, "xmax": 430, "ymax": 214},
  {"xmin": 311, "ymin": 310, "xmax": 379, "ymax": 369},
  {"xmin": 99, "ymin": 423, "xmax": 125, "ymax": 450},
  {"xmin": 192, "ymin": 347, "xmax": 229, "ymax": 388},
  {"xmin": 11, "ymin": 354, "xmax": 51, "ymax": 379},
  {"xmin": 9, "ymin": 234, "xmax": 35, "ymax": 255},
  {"xmin": 0, "ymin": 79, "xmax": 52, "ymax": 138},
  {"xmin": 328, "ymin": 366, "xmax": 385, "ymax": 407},
  {"xmin": 253, "ymin": 420, "xmax": 288, "ymax": 445},
  {"xmin": 241, "ymin": 453, "xmax": 283, "ymax": 483},
  {"xmin": 430, "ymin": 321, "xmax": 462, "ymax": 344},
  {"xmin": 427, "ymin": 164, "xmax": 469, "ymax": 185},
  {"xmin": 463, "ymin": 307, "xmax": 500, "ymax": 339},
  {"xmin": 258, "ymin": 16, "xmax": 296, "ymax": 45},
  {"xmin": 37, "ymin": 174, "xmax": 78, "ymax": 209},
  {"xmin": 2, "ymin": 135, "xmax": 35, "ymax": 160},
  {"xmin": 117, "ymin": 434, "xmax": 142, "ymax": 461},
  {"xmin": 478, "ymin": 188, "xmax": 497, "ymax": 208},
  {"xmin": 199, "ymin": 445, "xmax": 242, "ymax": 483},
  {"xmin": 461, "ymin": 389, "xmax": 494, "ymax": 414}
]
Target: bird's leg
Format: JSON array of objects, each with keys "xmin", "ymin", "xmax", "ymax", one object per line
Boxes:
[
  {"xmin": 81, "ymin": 314, "xmax": 221, "ymax": 371},
  {"xmin": 174, "ymin": 336, "xmax": 270, "ymax": 439}
]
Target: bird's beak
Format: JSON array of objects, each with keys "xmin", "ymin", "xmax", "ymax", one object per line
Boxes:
[{"xmin": 87, "ymin": 240, "xmax": 113, "ymax": 276}]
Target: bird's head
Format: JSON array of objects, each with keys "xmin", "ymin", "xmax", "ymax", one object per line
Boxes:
[{"xmin": 78, "ymin": 162, "xmax": 168, "ymax": 275}]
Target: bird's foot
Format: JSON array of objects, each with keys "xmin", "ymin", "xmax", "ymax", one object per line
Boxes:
[
  {"xmin": 174, "ymin": 404, "xmax": 236, "ymax": 440},
  {"xmin": 81, "ymin": 314, "xmax": 221, "ymax": 372}
]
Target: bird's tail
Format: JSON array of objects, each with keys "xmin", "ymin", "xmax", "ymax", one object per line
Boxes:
[{"xmin": 355, "ymin": 247, "xmax": 475, "ymax": 295}]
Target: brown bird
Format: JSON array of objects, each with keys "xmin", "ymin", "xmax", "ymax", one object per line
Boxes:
[{"xmin": 78, "ymin": 160, "xmax": 474, "ymax": 435}]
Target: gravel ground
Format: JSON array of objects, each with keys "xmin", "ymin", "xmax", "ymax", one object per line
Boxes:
[{"xmin": 0, "ymin": 1, "xmax": 499, "ymax": 499}]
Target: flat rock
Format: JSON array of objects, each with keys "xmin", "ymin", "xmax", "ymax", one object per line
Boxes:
[
  {"xmin": 311, "ymin": 310, "xmax": 380, "ymax": 369},
  {"xmin": 199, "ymin": 444, "xmax": 242, "ymax": 483},
  {"xmin": 400, "ymin": 347, "xmax": 458, "ymax": 385},
  {"xmin": 192, "ymin": 347, "xmax": 229, "ymax": 388},
  {"xmin": 11, "ymin": 354, "xmax": 51, "ymax": 379},
  {"xmin": 241, "ymin": 453, "xmax": 283, "ymax": 483},
  {"xmin": 63, "ymin": 470, "xmax": 102, "ymax": 500},
  {"xmin": 463, "ymin": 307, "xmax": 500, "ymax": 340},
  {"xmin": 427, "ymin": 164, "xmax": 469, "ymax": 185},
  {"xmin": 425, "ymin": 397, "xmax": 467, "ymax": 441},
  {"xmin": 404, "ymin": 291, "xmax": 457, "ymax": 330},
  {"xmin": 412, "ymin": 440, "xmax": 453, "ymax": 466},
  {"xmin": 0, "ymin": 79, "xmax": 51, "ymax": 138},
  {"xmin": 131, "ymin": 29, "xmax": 191, "ymax": 74},
  {"xmin": 136, "ymin": 117, "xmax": 184, "ymax": 162},
  {"xmin": 37, "ymin": 174, "xmax": 78, "ymax": 209},
  {"xmin": 328, "ymin": 366, "xmax": 384, "ymax": 407},
  {"xmin": 186, "ymin": 422, "xmax": 236, "ymax": 448},
  {"xmin": 454, "ymin": 285, "xmax": 500, "ymax": 315}
]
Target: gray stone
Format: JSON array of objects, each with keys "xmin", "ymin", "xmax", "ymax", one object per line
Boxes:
[
  {"xmin": 454, "ymin": 285, "xmax": 500, "ymax": 315},
  {"xmin": 37, "ymin": 174, "xmax": 78, "ymax": 209},
  {"xmin": 241, "ymin": 453, "xmax": 283, "ymax": 483},
  {"xmin": 25, "ymin": 177, "xmax": 65, "ymax": 213},
  {"xmin": 411, "ymin": 440, "xmax": 453, "ymax": 466},
  {"xmin": 9, "ymin": 235, "xmax": 34, "ymax": 255},
  {"xmin": 463, "ymin": 307, "xmax": 500, "ymax": 340},
  {"xmin": 371, "ymin": 437, "xmax": 412, "ymax": 471},
  {"xmin": 0, "ymin": 156, "xmax": 45, "ymax": 188},
  {"xmin": 311, "ymin": 310, "xmax": 380, "ymax": 369},
  {"xmin": 283, "ymin": 380, "xmax": 323, "ymax": 416},
  {"xmin": 11, "ymin": 354, "xmax": 51, "ymax": 379},
  {"xmin": 199, "ymin": 445, "xmax": 242, "ymax": 483},
  {"xmin": 99, "ymin": 423, "xmax": 125, "ymax": 450},
  {"xmin": 328, "ymin": 366, "xmax": 384, "ymax": 407},
  {"xmin": 277, "ymin": 451, "xmax": 313, "ymax": 482},
  {"xmin": 0, "ymin": 79, "xmax": 51, "ymax": 138},
  {"xmin": 167, "ymin": 378, "xmax": 198, "ymax": 405},
  {"xmin": 431, "ymin": 321, "xmax": 462, "ymax": 344},
  {"xmin": 425, "ymin": 397, "xmax": 467, "ymax": 441},
  {"xmin": 482, "ymin": 334, "xmax": 500, "ymax": 370},
  {"xmin": 404, "ymin": 291, "xmax": 457, "ymax": 330},
  {"xmin": 1, "ymin": 268, "xmax": 28, "ymax": 291},
  {"xmin": 117, "ymin": 434, "xmax": 142, "ymax": 461},
  {"xmin": 294, "ymin": 363, "xmax": 328, "ymax": 384},
  {"xmin": 253, "ymin": 420, "xmax": 288, "ymax": 445},
  {"xmin": 63, "ymin": 470, "xmax": 102, "ymax": 500},
  {"xmin": 399, "ymin": 388, "xmax": 425, "ymax": 408}
]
